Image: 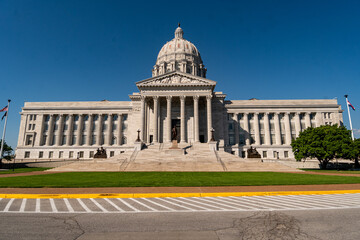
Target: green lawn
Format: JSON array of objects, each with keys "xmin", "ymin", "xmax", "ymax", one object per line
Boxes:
[
  {"xmin": 0, "ymin": 172, "xmax": 360, "ymax": 188},
  {"xmin": 303, "ymin": 169, "xmax": 360, "ymax": 174},
  {"xmin": 0, "ymin": 168, "xmax": 50, "ymax": 175}
]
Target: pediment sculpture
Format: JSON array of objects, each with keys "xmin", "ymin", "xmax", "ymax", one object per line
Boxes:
[{"xmin": 142, "ymin": 75, "xmax": 208, "ymax": 85}]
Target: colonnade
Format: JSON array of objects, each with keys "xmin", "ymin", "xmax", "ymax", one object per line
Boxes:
[
  {"xmin": 39, "ymin": 113, "xmax": 126, "ymax": 147},
  {"xmin": 139, "ymin": 95, "xmax": 213, "ymax": 143},
  {"xmin": 231, "ymin": 112, "xmax": 316, "ymax": 146}
]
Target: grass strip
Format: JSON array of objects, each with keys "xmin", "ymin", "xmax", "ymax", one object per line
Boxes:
[
  {"xmin": 302, "ymin": 169, "xmax": 360, "ymax": 174},
  {"xmin": 1, "ymin": 172, "xmax": 360, "ymax": 188},
  {"xmin": 0, "ymin": 168, "xmax": 51, "ymax": 175}
]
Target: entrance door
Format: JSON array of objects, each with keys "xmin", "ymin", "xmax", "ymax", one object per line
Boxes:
[{"xmin": 171, "ymin": 119, "xmax": 181, "ymax": 143}]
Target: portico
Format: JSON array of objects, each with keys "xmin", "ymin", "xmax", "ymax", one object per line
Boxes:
[{"xmin": 133, "ymin": 71, "xmax": 216, "ymax": 144}]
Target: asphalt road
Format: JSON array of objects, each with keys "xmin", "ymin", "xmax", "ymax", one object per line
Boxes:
[{"xmin": 0, "ymin": 208, "xmax": 359, "ymax": 240}]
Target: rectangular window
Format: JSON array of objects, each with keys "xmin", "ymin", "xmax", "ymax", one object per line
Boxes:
[
  {"xmin": 52, "ymin": 135, "xmax": 56, "ymax": 145},
  {"xmin": 69, "ymin": 151, "xmax": 74, "ymax": 158},
  {"xmin": 72, "ymin": 136, "xmax": 77, "ymax": 145},
  {"xmin": 284, "ymin": 151, "xmax": 289, "ymax": 158},
  {"xmin": 110, "ymin": 151, "xmax": 114, "ymax": 157},
  {"xmin": 270, "ymin": 134, "xmax": 276, "ymax": 145},
  {"xmin": 30, "ymin": 115, "xmax": 33, "ymax": 121},
  {"xmin": 89, "ymin": 151, "xmax": 94, "ymax": 158},
  {"xmin": 49, "ymin": 151, "xmax": 53, "ymax": 158},
  {"xmin": 81, "ymin": 135, "xmax": 86, "ymax": 145},
  {"xmin": 79, "ymin": 151, "xmax": 84, "ymax": 158},
  {"xmin": 28, "ymin": 124, "xmax": 32, "ymax": 130},
  {"xmin": 260, "ymin": 134, "xmax": 265, "ymax": 145},
  {"xmin": 32, "ymin": 124, "xmax": 35, "ymax": 130},
  {"xmin": 241, "ymin": 151, "xmax": 246, "ymax": 158},
  {"xmin": 33, "ymin": 115, "xmax": 36, "ymax": 121},
  {"xmin": 25, "ymin": 135, "xmax": 33, "ymax": 145},
  {"xmin": 229, "ymin": 134, "xmax": 235, "ymax": 145},
  {"xmin": 273, "ymin": 151, "xmax": 277, "ymax": 158},
  {"xmin": 42, "ymin": 135, "xmax": 47, "ymax": 145},
  {"xmin": 263, "ymin": 151, "xmax": 267, "ymax": 158},
  {"xmin": 39, "ymin": 151, "xmax": 43, "ymax": 158},
  {"xmin": 281, "ymin": 134, "xmax": 285, "ymax": 145},
  {"xmin": 62, "ymin": 135, "xmax": 67, "ymax": 145},
  {"xmin": 59, "ymin": 151, "xmax": 63, "ymax": 158},
  {"xmin": 92, "ymin": 135, "xmax": 96, "ymax": 145},
  {"xmin": 228, "ymin": 123, "xmax": 233, "ymax": 131},
  {"xmin": 24, "ymin": 151, "xmax": 30, "ymax": 158}
]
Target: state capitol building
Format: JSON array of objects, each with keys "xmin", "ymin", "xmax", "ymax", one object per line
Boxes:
[{"xmin": 15, "ymin": 25, "xmax": 343, "ymax": 162}]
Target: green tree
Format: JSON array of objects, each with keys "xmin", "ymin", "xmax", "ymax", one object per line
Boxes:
[
  {"xmin": 0, "ymin": 140, "xmax": 14, "ymax": 167},
  {"xmin": 291, "ymin": 124, "xmax": 352, "ymax": 169}
]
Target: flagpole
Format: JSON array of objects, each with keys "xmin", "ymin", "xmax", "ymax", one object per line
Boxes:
[
  {"xmin": 0, "ymin": 99, "xmax": 11, "ymax": 165},
  {"xmin": 344, "ymin": 95, "xmax": 354, "ymax": 140}
]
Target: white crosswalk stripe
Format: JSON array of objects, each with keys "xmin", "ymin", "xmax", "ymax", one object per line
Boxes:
[{"xmin": 1, "ymin": 193, "xmax": 360, "ymax": 214}]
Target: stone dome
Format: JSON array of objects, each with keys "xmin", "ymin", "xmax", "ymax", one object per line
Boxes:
[{"xmin": 152, "ymin": 24, "xmax": 207, "ymax": 78}]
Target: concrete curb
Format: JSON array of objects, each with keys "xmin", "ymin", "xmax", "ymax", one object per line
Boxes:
[{"xmin": 1, "ymin": 189, "xmax": 360, "ymax": 199}]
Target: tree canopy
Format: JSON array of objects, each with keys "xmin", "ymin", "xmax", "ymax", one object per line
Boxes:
[
  {"xmin": 291, "ymin": 124, "xmax": 354, "ymax": 169},
  {"xmin": 0, "ymin": 140, "xmax": 13, "ymax": 161}
]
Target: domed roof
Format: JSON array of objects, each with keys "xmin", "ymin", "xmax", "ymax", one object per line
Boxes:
[{"xmin": 152, "ymin": 24, "xmax": 206, "ymax": 78}]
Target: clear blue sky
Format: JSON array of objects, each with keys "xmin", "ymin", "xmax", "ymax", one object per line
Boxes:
[{"xmin": 1, "ymin": 0, "xmax": 359, "ymax": 148}]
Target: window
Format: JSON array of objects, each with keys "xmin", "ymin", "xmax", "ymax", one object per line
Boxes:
[
  {"xmin": 123, "ymin": 114, "xmax": 128, "ymax": 121},
  {"xmin": 260, "ymin": 134, "xmax": 265, "ymax": 145},
  {"xmin": 79, "ymin": 151, "xmax": 84, "ymax": 158},
  {"xmin": 122, "ymin": 136, "xmax": 127, "ymax": 145},
  {"xmin": 62, "ymin": 135, "xmax": 67, "ymax": 145},
  {"xmin": 111, "ymin": 136, "xmax": 117, "ymax": 145},
  {"xmin": 81, "ymin": 135, "xmax": 86, "ymax": 145},
  {"xmin": 239, "ymin": 134, "xmax": 245, "ymax": 145},
  {"xmin": 241, "ymin": 151, "xmax": 246, "ymax": 158},
  {"xmin": 69, "ymin": 151, "xmax": 74, "ymax": 158},
  {"xmin": 52, "ymin": 135, "xmax": 56, "ymax": 145},
  {"xmin": 32, "ymin": 124, "xmax": 35, "ymax": 130},
  {"xmin": 263, "ymin": 151, "xmax": 267, "ymax": 158},
  {"xmin": 59, "ymin": 151, "xmax": 63, "ymax": 158},
  {"xmin": 228, "ymin": 123, "xmax": 233, "ymax": 131},
  {"xmin": 72, "ymin": 136, "xmax": 77, "ymax": 145},
  {"xmin": 39, "ymin": 151, "xmax": 43, "ymax": 158},
  {"xmin": 49, "ymin": 151, "xmax": 53, "ymax": 158},
  {"xmin": 110, "ymin": 151, "xmax": 114, "ymax": 157},
  {"xmin": 30, "ymin": 115, "xmax": 33, "ymax": 121},
  {"xmin": 89, "ymin": 151, "xmax": 94, "ymax": 158},
  {"xmin": 25, "ymin": 152, "xmax": 30, "ymax": 158},
  {"xmin": 92, "ymin": 135, "xmax": 96, "ymax": 145},
  {"xmin": 229, "ymin": 134, "xmax": 235, "ymax": 145},
  {"xmin": 28, "ymin": 124, "xmax": 32, "ymax": 130},
  {"xmin": 284, "ymin": 151, "xmax": 289, "ymax": 158},
  {"xmin": 227, "ymin": 113, "xmax": 233, "ymax": 121},
  {"xmin": 273, "ymin": 151, "xmax": 278, "ymax": 159},
  {"xmin": 42, "ymin": 135, "xmax": 47, "ymax": 145},
  {"xmin": 25, "ymin": 135, "xmax": 33, "ymax": 145}
]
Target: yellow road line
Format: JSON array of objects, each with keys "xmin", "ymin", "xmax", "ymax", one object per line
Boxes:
[{"xmin": 1, "ymin": 189, "xmax": 360, "ymax": 199}]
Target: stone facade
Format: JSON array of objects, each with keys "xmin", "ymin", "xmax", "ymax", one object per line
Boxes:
[{"xmin": 15, "ymin": 26, "xmax": 343, "ymax": 161}]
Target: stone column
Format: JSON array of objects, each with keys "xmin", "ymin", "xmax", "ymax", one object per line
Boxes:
[
  {"xmin": 76, "ymin": 114, "xmax": 84, "ymax": 146},
  {"xmin": 34, "ymin": 114, "xmax": 44, "ymax": 146},
  {"xmin": 107, "ymin": 114, "xmax": 113, "ymax": 145},
  {"xmin": 284, "ymin": 112, "xmax": 292, "ymax": 145},
  {"xmin": 315, "ymin": 112, "xmax": 322, "ymax": 127},
  {"xmin": 56, "ymin": 114, "xmax": 65, "ymax": 146},
  {"xmin": 234, "ymin": 113, "xmax": 239, "ymax": 145},
  {"xmin": 295, "ymin": 113, "xmax": 301, "ymax": 137},
  {"xmin": 206, "ymin": 95, "xmax": 213, "ymax": 142},
  {"xmin": 140, "ymin": 96, "xmax": 145, "ymax": 141},
  {"xmin": 254, "ymin": 113, "xmax": 260, "ymax": 145},
  {"xmin": 117, "ymin": 114, "xmax": 123, "ymax": 145},
  {"xmin": 153, "ymin": 96, "xmax": 159, "ymax": 143},
  {"xmin": 264, "ymin": 113, "xmax": 271, "ymax": 145},
  {"xmin": 66, "ymin": 114, "xmax": 74, "ymax": 146},
  {"xmin": 243, "ymin": 113, "xmax": 250, "ymax": 145},
  {"xmin": 305, "ymin": 112, "xmax": 311, "ymax": 128},
  {"xmin": 193, "ymin": 95, "xmax": 200, "ymax": 143},
  {"xmin": 166, "ymin": 96, "xmax": 172, "ymax": 142},
  {"xmin": 86, "ymin": 114, "xmax": 93, "ymax": 146},
  {"xmin": 180, "ymin": 96, "xmax": 186, "ymax": 143},
  {"xmin": 274, "ymin": 113, "xmax": 282, "ymax": 145},
  {"xmin": 96, "ymin": 114, "xmax": 103, "ymax": 145},
  {"xmin": 46, "ymin": 114, "xmax": 55, "ymax": 146}
]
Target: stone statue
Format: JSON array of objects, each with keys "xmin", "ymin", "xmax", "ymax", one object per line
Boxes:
[
  {"xmin": 247, "ymin": 146, "xmax": 261, "ymax": 158},
  {"xmin": 171, "ymin": 126, "xmax": 177, "ymax": 141},
  {"xmin": 94, "ymin": 147, "xmax": 107, "ymax": 158}
]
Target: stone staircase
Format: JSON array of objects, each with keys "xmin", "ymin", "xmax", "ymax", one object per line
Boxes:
[{"xmin": 48, "ymin": 143, "xmax": 300, "ymax": 172}]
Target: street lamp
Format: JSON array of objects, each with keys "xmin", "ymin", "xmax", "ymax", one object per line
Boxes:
[{"xmin": 136, "ymin": 129, "xmax": 141, "ymax": 142}]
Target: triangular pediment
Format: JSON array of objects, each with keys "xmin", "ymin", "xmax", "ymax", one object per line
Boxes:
[{"xmin": 136, "ymin": 71, "xmax": 217, "ymax": 88}]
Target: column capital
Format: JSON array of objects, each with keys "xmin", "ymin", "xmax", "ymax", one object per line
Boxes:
[
  {"xmin": 206, "ymin": 95, "xmax": 212, "ymax": 100},
  {"xmin": 284, "ymin": 111, "xmax": 291, "ymax": 115},
  {"xmin": 140, "ymin": 95, "xmax": 146, "ymax": 101},
  {"xmin": 166, "ymin": 95, "xmax": 172, "ymax": 101},
  {"xmin": 153, "ymin": 96, "xmax": 159, "ymax": 101},
  {"xmin": 179, "ymin": 95, "xmax": 186, "ymax": 101},
  {"xmin": 264, "ymin": 112, "xmax": 270, "ymax": 116},
  {"xmin": 193, "ymin": 95, "xmax": 200, "ymax": 101}
]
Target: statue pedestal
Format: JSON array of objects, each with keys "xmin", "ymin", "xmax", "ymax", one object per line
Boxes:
[
  {"xmin": 208, "ymin": 141, "xmax": 218, "ymax": 151},
  {"xmin": 134, "ymin": 141, "xmax": 143, "ymax": 151},
  {"xmin": 169, "ymin": 140, "xmax": 179, "ymax": 149}
]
